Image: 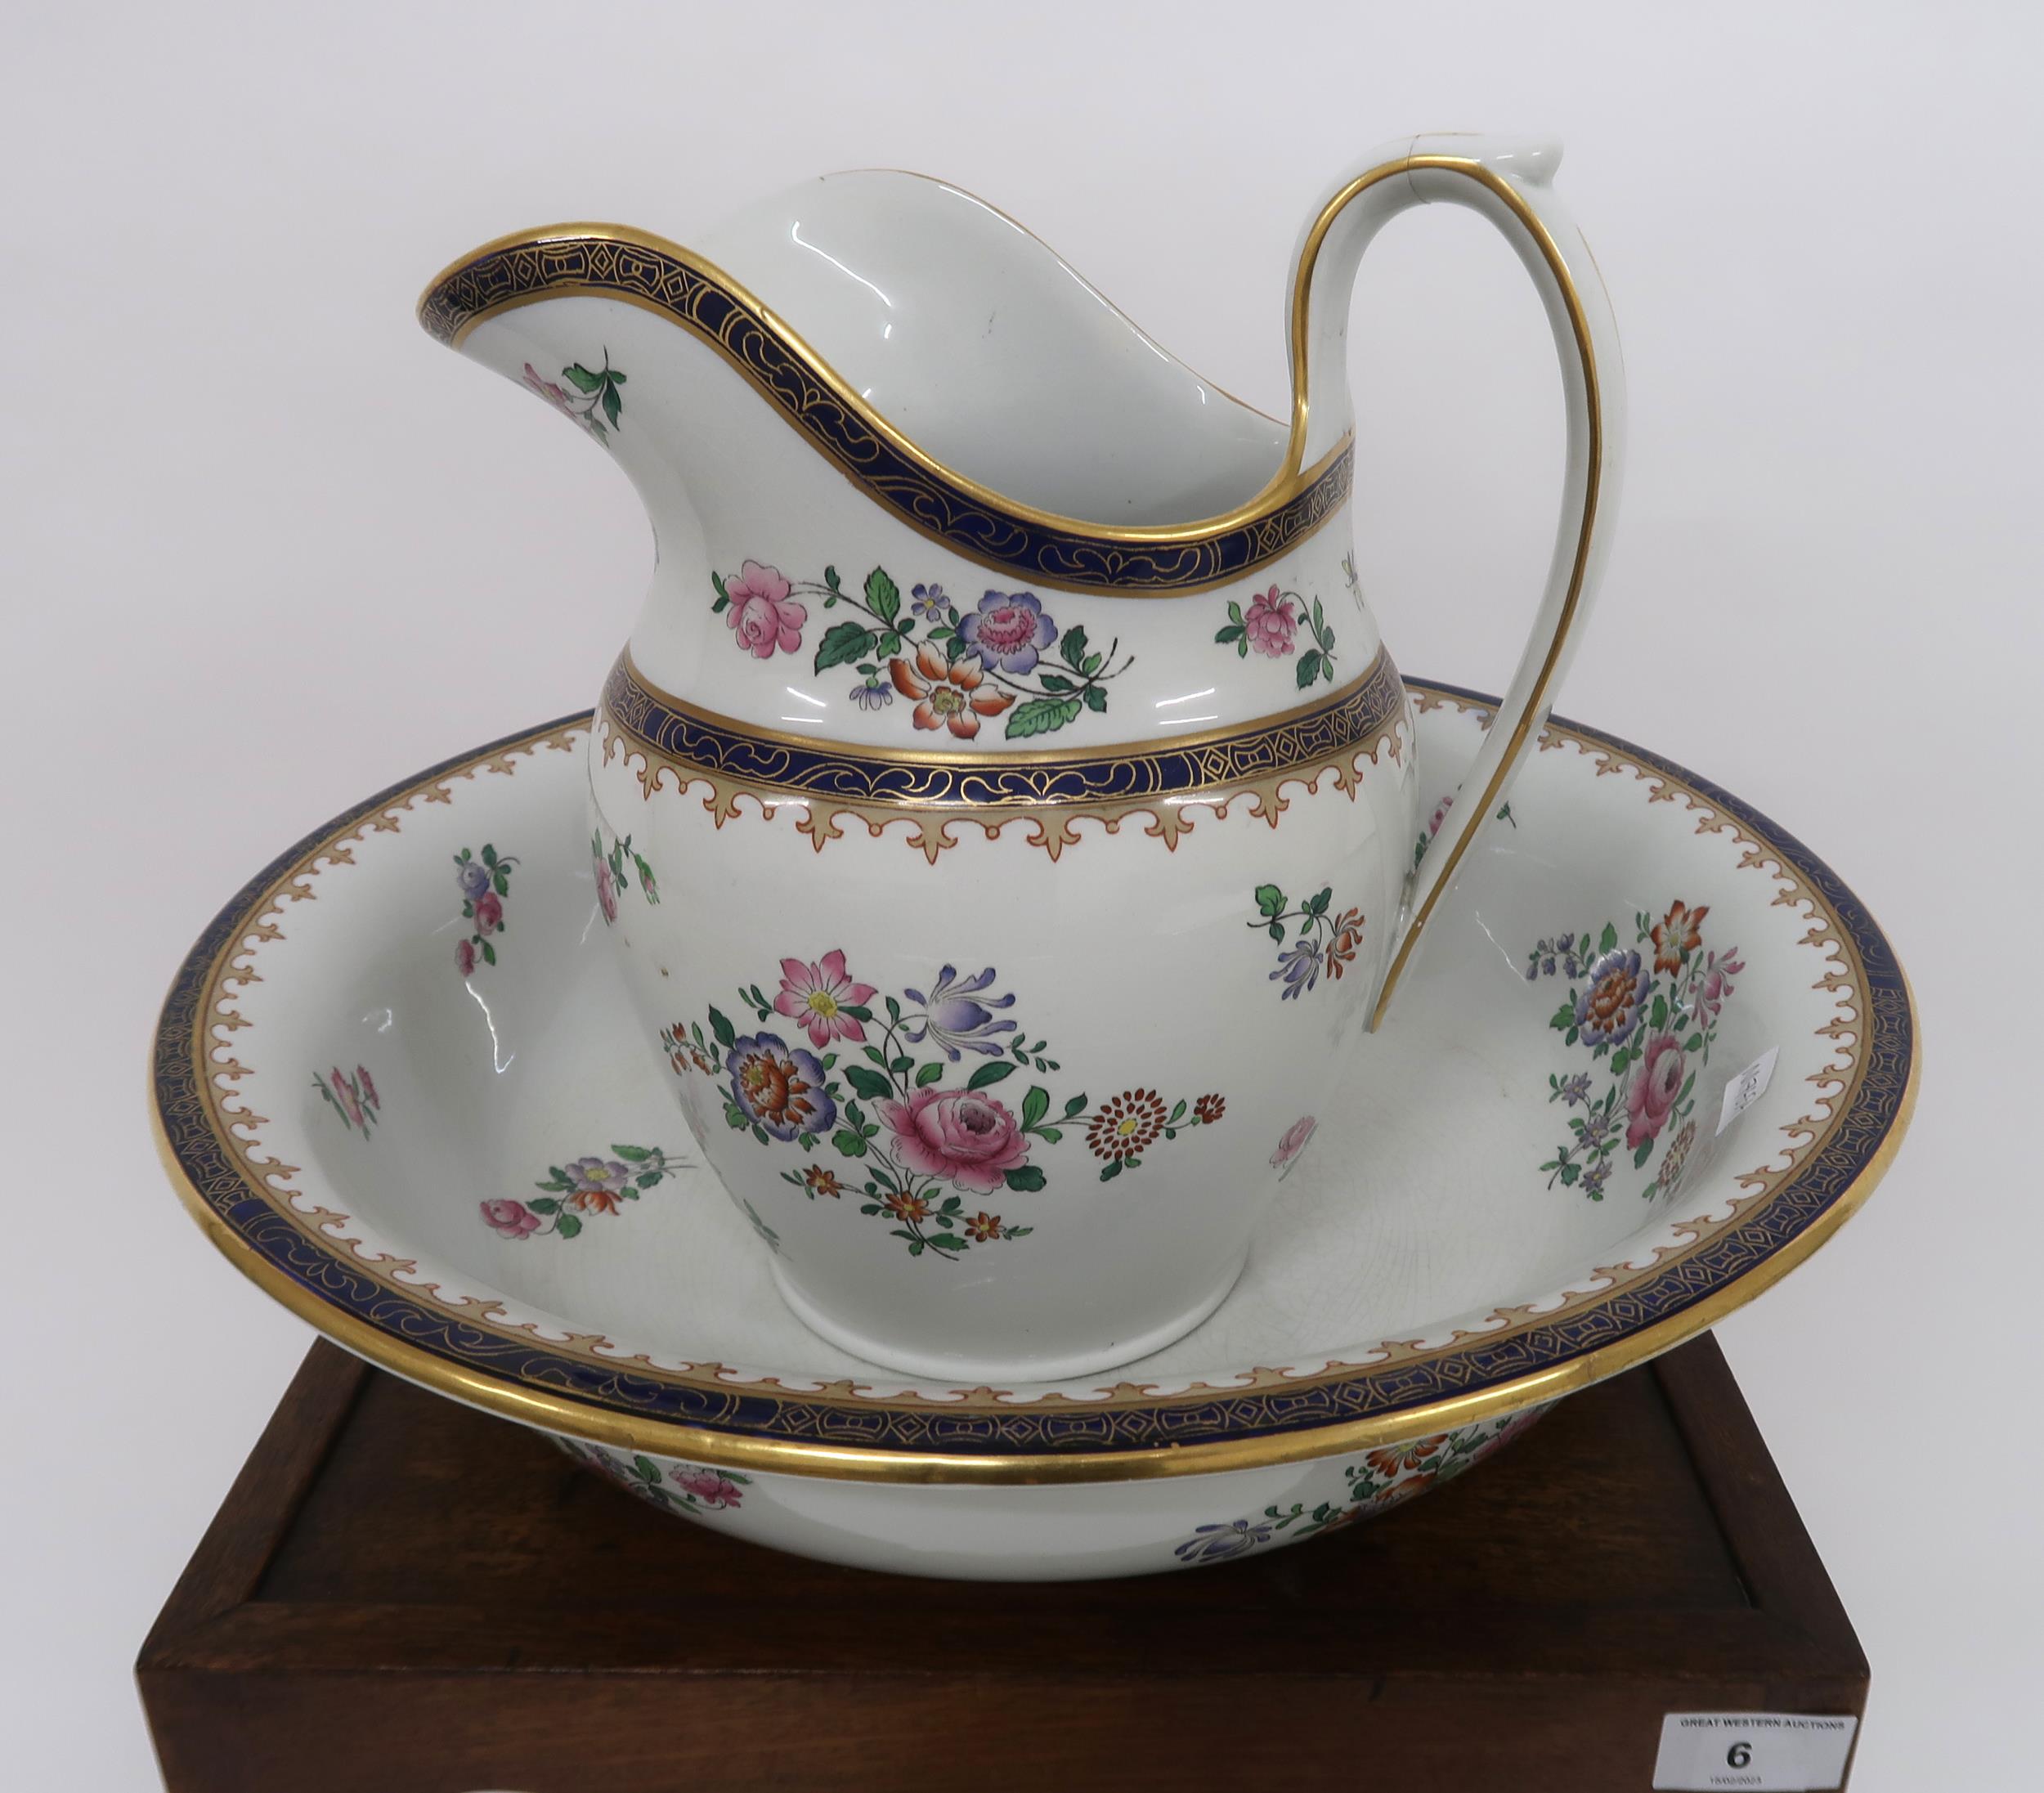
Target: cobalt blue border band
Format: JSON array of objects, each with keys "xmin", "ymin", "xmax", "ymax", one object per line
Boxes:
[
  {"xmin": 419, "ymin": 233, "xmax": 1353, "ymax": 593},
  {"xmin": 600, "ymin": 647, "xmax": 1405, "ymax": 808},
  {"xmin": 153, "ymin": 688, "xmax": 1913, "ymax": 1460}
]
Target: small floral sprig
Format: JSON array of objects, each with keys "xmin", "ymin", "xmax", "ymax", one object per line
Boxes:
[
  {"xmin": 707, "ymin": 559, "xmax": 1134, "ymax": 740},
  {"xmin": 592, "ymin": 827, "xmax": 658, "ymax": 924},
  {"xmin": 1412, "ymin": 791, "xmax": 1517, "ymax": 871},
  {"xmin": 453, "ymin": 844, "xmax": 518, "ymax": 975},
  {"xmin": 1215, "ymin": 584, "xmax": 1338, "ymax": 688},
  {"xmin": 1251, "ymin": 883, "xmax": 1365, "ymax": 999},
  {"xmin": 1172, "ymin": 1412, "xmax": 1540, "ymax": 1566},
  {"xmin": 478, "ymin": 1145, "xmax": 680, "ymax": 1241},
  {"xmin": 521, "ymin": 351, "xmax": 625, "ymax": 443},
  {"xmin": 1532, "ymin": 902, "xmax": 1743, "ymax": 1202},
  {"xmin": 562, "ymin": 1440, "xmax": 750, "ymax": 1516},
  {"xmin": 665, "ymin": 950, "xmax": 1221, "ymax": 1259},
  {"xmin": 313, "ymin": 1064, "xmax": 381, "ymax": 1138}
]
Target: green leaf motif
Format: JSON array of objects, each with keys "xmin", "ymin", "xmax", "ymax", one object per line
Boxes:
[
  {"xmin": 814, "ymin": 621, "xmax": 877, "ymax": 672},
  {"xmin": 708, "ymin": 1006, "xmax": 736, "ymax": 1049},
  {"xmin": 1294, "ymin": 650, "xmax": 1323, "ymax": 688},
  {"xmin": 1059, "ymin": 624, "xmax": 1090, "ymax": 670},
  {"xmin": 844, "ymin": 1065, "xmax": 894, "ymax": 1101},
  {"xmin": 1083, "ymin": 685, "xmax": 1106, "ymax": 712},
  {"xmin": 562, "ymin": 362, "xmax": 603, "ymax": 392},
  {"xmin": 1255, "ymin": 884, "xmax": 1287, "ymax": 917},
  {"xmin": 914, "ymin": 1061, "xmax": 945, "ymax": 1087},
  {"xmin": 966, "ymin": 1060, "xmax": 1017, "ymax": 1091},
  {"xmin": 555, "ymin": 1213, "xmax": 583, "ymax": 1239},
  {"xmin": 1002, "ymin": 1165, "xmax": 1047, "ymax": 1192},
  {"xmin": 1004, "ymin": 695, "xmax": 1083, "ymax": 739},
  {"xmin": 612, "ymin": 1144, "xmax": 652, "ymax": 1162},
  {"xmin": 864, "ymin": 567, "xmax": 900, "ymax": 625},
  {"xmin": 1020, "ymin": 1086, "xmax": 1050, "ymax": 1129},
  {"xmin": 1599, "ymin": 921, "xmax": 1620, "ymax": 954}
]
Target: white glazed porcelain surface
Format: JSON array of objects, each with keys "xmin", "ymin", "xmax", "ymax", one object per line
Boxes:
[
  {"xmin": 153, "ymin": 693, "xmax": 1912, "ymax": 1578},
  {"xmin": 421, "ymin": 137, "xmax": 1625, "ymax": 1376}
]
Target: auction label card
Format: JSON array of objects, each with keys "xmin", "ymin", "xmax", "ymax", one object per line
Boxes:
[
  {"xmin": 1716, "ymin": 1045, "xmax": 1780, "ymax": 1136},
  {"xmin": 1652, "ymin": 1711, "xmax": 1858, "ymax": 1791}
]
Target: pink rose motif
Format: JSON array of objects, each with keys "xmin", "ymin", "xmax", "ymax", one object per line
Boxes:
[
  {"xmin": 480, "ymin": 1198, "xmax": 541, "ymax": 1239},
  {"xmin": 1625, "ymin": 1033, "xmax": 1687, "ymax": 1150},
  {"xmin": 877, "ymin": 1087, "xmax": 1029, "ymax": 1193},
  {"xmin": 773, "ymin": 948, "xmax": 877, "ymax": 1049},
  {"xmin": 472, "ymin": 890, "xmax": 504, "ymax": 935},
  {"xmin": 521, "ymin": 361, "xmax": 575, "ymax": 418},
  {"xmin": 356, "ymin": 1065, "xmax": 379, "ymax": 1109},
  {"xmin": 724, "ymin": 560, "xmax": 806, "ymax": 660},
  {"xmin": 1242, "ymin": 585, "xmax": 1298, "ymax": 659},
  {"xmin": 456, "ymin": 938, "xmax": 478, "ymax": 976},
  {"xmin": 671, "ymin": 1467, "xmax": 744, "ymax": 1509},
  {"xmin": 595, "ymin": 859, "xmax": 618, "ymax": 923},
  {"xmin": 1271, "ymin": 1114, "xmax": 1318, "ymax": 1177},
  {"xmin": 329, "ymin": 1069, "xmax": 365, "ymax": 1128}
]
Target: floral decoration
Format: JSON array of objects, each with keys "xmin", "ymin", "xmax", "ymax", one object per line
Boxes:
[
  {"xmin": 1412, "ymin": 791, "xmax": 1517, "ymax": 872},
  {"xmin": 1269, "ymin": 1114, "xmax": 1317, "ymax": 1178},
  {"xmin": 716, "ymin": 559, "xmax": 807, "ymax": 661},
  {"xmin": 521, "ymin": 351, "xmax": 625, "ymax": 443},
  {"xmin": 1215, "ymin": 582, "xmax": 1339, "ymax": 688},
  {"xmin": 1172, "ymin": 1409, "xmax": 1544, "ymax": 1566},
  {"xmin": 478, "ymin": 1144, "xmax": 681, "ymax": 1241},
  {"xmin": 558, "ymin": 1439, "xmax": 751, "ymax": 1517},
  {"xmin": 453, "ymin": 844, "xmax": 518, "ymax": 975},
  {"xmin": 708, "ymin": 561, "xmax": 1133, "ymax": 739},
  {"xmin": 664, "ymin": 953, "xmax": 1223, "ymax": 1257},
  {"xmin": 1532, "ymin": 902, "xmax": 1744, "ymax": 1201},
  {"xmin": 313, "ymin": 1064, "xmax": 381, "ymax": 1139},
  {"xmin": 592, "ymin": 825, "xmax": 658, "ymax": 923},
  {"xmin": 1250, "ymin": 883, "xmax": 1365, "ymax": 999}
]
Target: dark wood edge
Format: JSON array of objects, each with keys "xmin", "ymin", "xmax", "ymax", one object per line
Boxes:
[
  {"xmin": 137, "ymin": 1343, "xmax": 369, "ymax": 1670},
  {"xmin": 1652, "ymin": 1337, "xmax": 1870, "ymax": 1685},
  {"xmin": 137, "ymin": 1334, "xmax": 1867, "ymax": 1698}
]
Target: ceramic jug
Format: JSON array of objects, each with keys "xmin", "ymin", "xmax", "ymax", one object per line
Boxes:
[{"xmin": 422, "ymin": 134, "xmax": 1624, "ymax": 1380}]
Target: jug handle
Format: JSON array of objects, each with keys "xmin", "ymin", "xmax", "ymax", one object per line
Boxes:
[{"xmin": 1286, "ymin": 136, "xmax": 1626, "ymax": 1029}]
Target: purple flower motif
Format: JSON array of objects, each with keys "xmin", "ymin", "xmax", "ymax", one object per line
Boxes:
[
  {"xmin": 1556, "ymin": 1073, "xmax": 1593, "ymax": 1107},
  {"xmin": 901, "ymin": 965, "xmax": 1018, "ymax": 1060},
  {"xmin": 457, "ymin": 858, "xmax": 491, "ymax": 900},
  {"xmin": 909, "ymin": 581, "xmax": 952, "ymax": 621},
  {"xmin": 1173, "ymin": 1518, "xmax": 1276, "ymax": 1564},
  {"xmin": 1271, "ymin": 937, "xmax": 1320, "ymax": 999},
  {"xmin": 1580, "ymin": 1157, "xmax": 1611, "ymax": 1199},
  {"xmin": 726, "ymin": 1031, "xmax": 837, "ymax": 1141},
  {"xmin": 957, "ymin": 590, "xmax": 1057, "ymax": 674},
  {"xmin": 848, "ymin": 675, "xmax": 893, "ymax": 710},
  {"xmin": 1574, "ymin": 948, "xmax": 1651, "ymax": 1047}
]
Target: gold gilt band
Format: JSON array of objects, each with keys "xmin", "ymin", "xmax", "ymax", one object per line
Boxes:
[{"xmin": 597, "ymin": 647, "xmax": 1410, "ymax": 859}]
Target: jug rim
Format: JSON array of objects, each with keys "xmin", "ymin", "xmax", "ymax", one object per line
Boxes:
[{"xmin": 419, "ymin": 193, "xmax": 1356, "ymax": 595}]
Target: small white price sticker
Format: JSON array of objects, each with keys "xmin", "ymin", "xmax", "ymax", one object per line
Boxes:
[
  {"xmin": 1652, "ymin": 1711, "xmax": 1858, "ymax": 1791},
  {"xmin": 1716, "ymin": 1045, "xmax": 1780, "ymax": 1138}
]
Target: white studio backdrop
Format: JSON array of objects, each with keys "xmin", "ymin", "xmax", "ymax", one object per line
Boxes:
[{"xmin": 2, "ymin": 2, "xmax": 2036, "ymax": 1787}]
